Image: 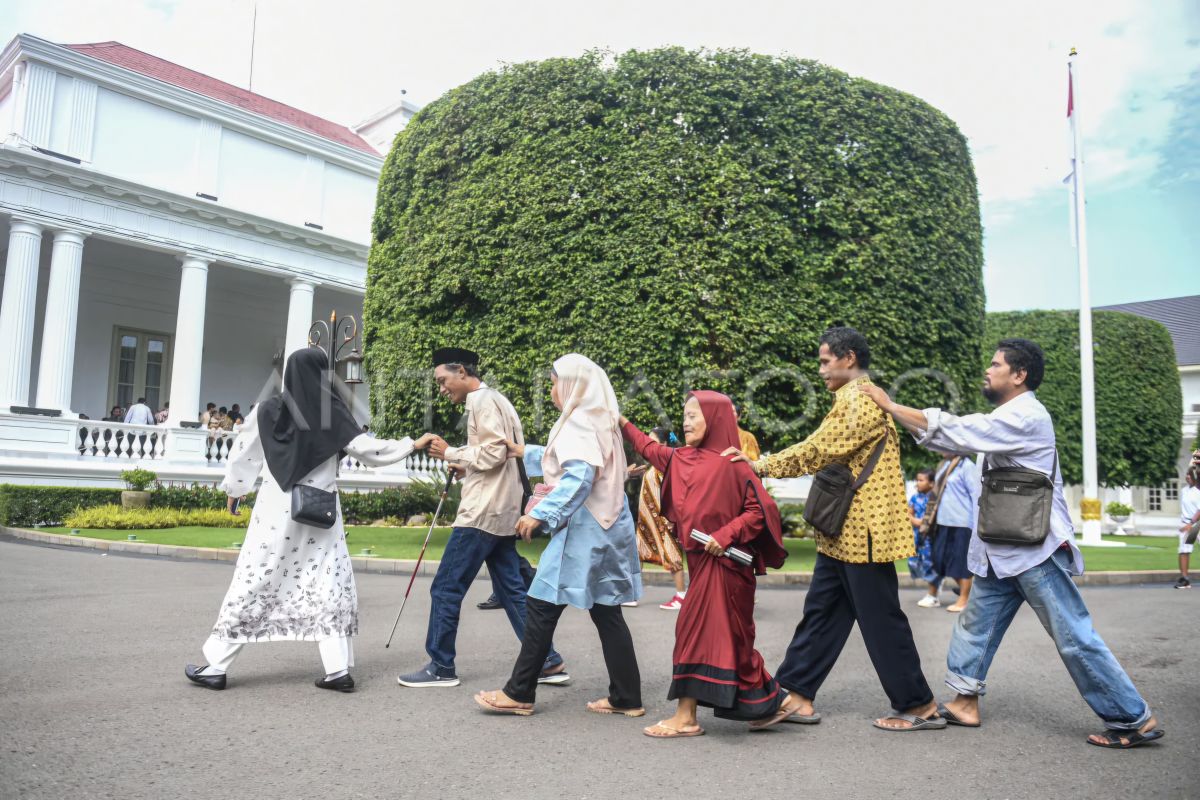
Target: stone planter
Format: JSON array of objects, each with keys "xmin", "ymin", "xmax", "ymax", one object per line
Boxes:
[
  {"xmin": 120, "ymin": 490, "xmax": 151, "ymax": 510},
  {"xmin": 1110, "ymin": 514, "xmax": 1133, "ymax": 536}
]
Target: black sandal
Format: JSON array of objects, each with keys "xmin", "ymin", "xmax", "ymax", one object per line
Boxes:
[
  {"xmin": 1086, "ymin": 729, "xmax": 1164, "ymax": 749},
  {"xmin": 871, "ymin": 712, "xmax": 947, "ymax": 732}
]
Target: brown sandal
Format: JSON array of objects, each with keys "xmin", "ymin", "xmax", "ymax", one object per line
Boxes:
[
  {"xmin": 643, "ymin": 721, "xmax": 705, "ymax": 738},
  {"xmin": 587, "ymin": 698, "xmax": 646, "ymax": 717},
  {"xmin": 474, "ymin": 690, "xmax": 534, "ymax": 716}
]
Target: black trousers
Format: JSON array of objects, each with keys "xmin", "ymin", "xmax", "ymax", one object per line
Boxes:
[
  {"xmin": 489, "ymin": 555, "xmax": 536, "ymax": 596},
  {"xmin": 775, "ymin": 552, "xmax": 933, "ymax": 712},
  {"xmin": 504, "ymin": 596, "xmax": 642, "ymax": 708}
]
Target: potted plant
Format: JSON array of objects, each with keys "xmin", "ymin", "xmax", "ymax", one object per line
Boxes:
[
  {"xmin": 1105, "ymin": 501, "xmax": 1134, "ymax": 525},
  {"xmin": 120, "ymin": 468, "xmax": 158, "ymax": 510}
]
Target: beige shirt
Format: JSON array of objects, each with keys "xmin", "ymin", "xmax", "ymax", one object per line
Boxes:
[{"xmin": 443, "ymin": 383, "xmax": 526, "ymax": 537}]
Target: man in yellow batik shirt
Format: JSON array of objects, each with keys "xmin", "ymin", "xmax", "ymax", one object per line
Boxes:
[
  {"xmin": 733, "ymin": 402, "xmax": 761, "ymax": 461},
  {"xmin": 728, "ymin": 327, "xmax": 941, "ymax": 733}
]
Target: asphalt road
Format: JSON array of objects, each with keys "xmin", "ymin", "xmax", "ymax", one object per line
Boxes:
[{"xmin": 1, "ymin": 538, "xmax": 1195, "ymax": 800}]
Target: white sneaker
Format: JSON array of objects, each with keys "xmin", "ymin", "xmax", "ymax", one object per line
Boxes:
[
  {"xmin": 659, "ymin": 594, "xmax": 685, "ymax": 610},
  {"xmin": 537, "ymin": 667, "xmax": 571, "ymax": 685},
  {"xmin": 621, "ymin": 600, "xmax": 639, "ymax": 607},
  {"xmin": 916, "ymin": 595, "xmax": 940, "ymax": 608}
]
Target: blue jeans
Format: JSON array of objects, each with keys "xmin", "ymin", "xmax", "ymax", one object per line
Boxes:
[
  {"xmin": 945, "ymin": 548, "xmax": 1150, "ymax": 730},
  {"xmin": 425, "ymin": 527, "xmax": 562, "ymax": 677}
]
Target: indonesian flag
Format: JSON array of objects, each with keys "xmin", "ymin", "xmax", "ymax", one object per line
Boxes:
[
  {"xmin": 1065, "ymin": 57, "xmax": 1078, "ymax": 247},
  {"xmin": 1068, "ymin": 66, "xmax": 1074, "ymax": 119}
]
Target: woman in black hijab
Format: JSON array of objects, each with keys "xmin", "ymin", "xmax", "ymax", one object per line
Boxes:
[{"xmin": 186, "ymin": 347, "xmax": 431, "ymax": 692}]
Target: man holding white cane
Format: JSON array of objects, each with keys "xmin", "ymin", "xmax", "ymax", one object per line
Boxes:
[{"xmin": 397, "ymin": 348, "xmax": 568, "ymax": 688}]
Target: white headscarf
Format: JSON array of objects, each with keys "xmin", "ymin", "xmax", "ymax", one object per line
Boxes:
[{"xmin": 542, "ymin": 354, "xmax": 627, "ymax": 529}]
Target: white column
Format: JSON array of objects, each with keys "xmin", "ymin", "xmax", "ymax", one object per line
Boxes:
[
  {"xmin": 0, "ymin": 219, "xmax": 45, "ymax": 409},
  {"xmin": 34, "ymin": 230, "xmax": 87, "ymax": 413},
  {"xmin": 165, "ymin": 255, "xmax": 210, "ymax": 426},
  {"xmin": 285, "ymin": 278, "xmax": 316, "ymax": 359}
]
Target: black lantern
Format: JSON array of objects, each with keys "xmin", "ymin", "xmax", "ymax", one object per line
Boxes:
[
  {"xmin": 308, "ymin": 310, "xmax": 364, "ymax": 385},
  {"xmin": 342, "ymin": 346, "xmax": 363, "ymax": 385}
]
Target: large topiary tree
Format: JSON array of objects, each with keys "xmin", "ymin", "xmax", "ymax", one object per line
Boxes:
[
  {"xmin": 984, "ymin": 310, "xmax": 1181, "ymax": 486},
  {"xmin": 366, "ymin": 48, "xmax": 985, "ymax": 457}
]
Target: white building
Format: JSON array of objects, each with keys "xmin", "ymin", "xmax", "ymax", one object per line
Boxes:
[
  {"xmin": 0, "ymin": 34, "xmax": 437, "ymax": 487},
  {"xmin": 1096, "ymin": 295, "xmax": 1200, "ymax": 522}
]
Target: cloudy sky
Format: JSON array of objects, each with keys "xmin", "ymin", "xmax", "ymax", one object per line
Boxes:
[{"xmin": 2, "ymin": 0, "xmax": 1196, "ymax": 311}]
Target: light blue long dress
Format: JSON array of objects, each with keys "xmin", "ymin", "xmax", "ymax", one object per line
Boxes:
[{"xmin": 523, "ymin": 445, "xmax": 642, "ymax": 608}]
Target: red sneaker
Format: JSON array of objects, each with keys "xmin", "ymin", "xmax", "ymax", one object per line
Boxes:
[{"xmin": 659, "ymin": 593, "xmax": 685, "ymax": 610}]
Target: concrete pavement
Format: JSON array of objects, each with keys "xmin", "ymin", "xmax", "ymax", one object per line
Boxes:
[{"xmin": 0, "ymin": 538, "xmax": 1195, "ymax": 800}]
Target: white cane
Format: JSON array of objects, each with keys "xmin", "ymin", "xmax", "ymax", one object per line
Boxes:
[{"xmin": 385, "ymin": 470, "xmax": 455, "ymax": 648}]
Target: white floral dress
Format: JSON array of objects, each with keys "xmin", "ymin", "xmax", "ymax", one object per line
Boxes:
[{"xmin": 211, "ymin": 407, "xmax": 413, "ymax": 643}]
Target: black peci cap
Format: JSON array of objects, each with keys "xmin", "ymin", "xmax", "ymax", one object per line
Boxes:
[{"xmin": 432, "ymin": 347, "xmax": 480, "ymax": 369}]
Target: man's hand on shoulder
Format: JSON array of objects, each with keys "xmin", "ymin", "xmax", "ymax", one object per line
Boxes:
[
  {"xmin": 858, "ymin": 382, "xmax": 894, "ymax": 414},
  {"xmin": 722, "ymin": 446, "xmax": 748, "ymax": 464},
  {"xmin": 722, "ymin": 447, "xmax": 764, "ymax": 475}
]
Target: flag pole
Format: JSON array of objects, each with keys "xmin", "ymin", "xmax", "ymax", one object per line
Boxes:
[{"xmin": 1069, "ymin": 48, "xmax": 1104, "ymax": 545}]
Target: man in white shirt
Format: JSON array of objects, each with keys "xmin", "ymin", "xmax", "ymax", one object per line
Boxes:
[
  {"xmin": 123, "ymin": 397, "xmax": 156, "ymax": 426},
  {"xmin": 199, "ymin": 402, "xmax": 216, "ymax": 427},
  {"xmin": 396, "ymin": 348, "xmax": 566, "ymax": 688},
  {"xmin": 1177, "ymin": 467, "xmax": 1200, "ymax": 589},
  {"xmin": 861, "ymin": 338, "xmax": 1161, "ymax": 750}
]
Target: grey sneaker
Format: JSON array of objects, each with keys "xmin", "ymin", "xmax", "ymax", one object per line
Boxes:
[
  {"xmin": 397, "ymin": 663, "xmax": 461, "ymax": 687},
  {"xmin": 1174, "ymin": 576, "xmax": 1192, "ymax": 589}
]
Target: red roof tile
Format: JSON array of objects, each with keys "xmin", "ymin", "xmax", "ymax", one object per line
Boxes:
[{"xmin": 63, "ymin": 41, "xmax": 379, "ymax": 156}]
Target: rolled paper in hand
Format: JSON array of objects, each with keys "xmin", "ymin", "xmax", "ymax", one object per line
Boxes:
[{"xmin": 690, "ymin": 529, "xmax": 754, "ymax": 567}]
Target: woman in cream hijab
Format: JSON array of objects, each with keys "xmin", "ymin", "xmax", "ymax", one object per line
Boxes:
[{"xmin": 475, "ymin": 354, "xmax": 644, "ymax": 717}]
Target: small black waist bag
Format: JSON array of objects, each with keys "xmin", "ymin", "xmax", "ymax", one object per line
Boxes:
[
  {"xmin": 976, "ymin": 451, "xmax": 1057, "ymax": 546},
  {"xmin": 291, "ymin": 484, "xmax": 337, "ymax": 529},
  {"xmin": 803, "ymin": 436, "xmax": 887, "ymax": 538}
]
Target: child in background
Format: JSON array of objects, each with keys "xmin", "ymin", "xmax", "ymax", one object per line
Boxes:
[{"xmin": 907, "ymin": 468, "xmax": 941, "ymax": 607}]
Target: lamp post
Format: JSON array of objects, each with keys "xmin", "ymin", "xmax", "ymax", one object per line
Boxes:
[{"xmin": 307, "ymin": 310, "xmax": 364, "ymax": 385}]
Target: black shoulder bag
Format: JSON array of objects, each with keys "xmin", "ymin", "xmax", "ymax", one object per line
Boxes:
[
  {"xmin": 803, "ymin": 436, "xmax": 887, "ymax": 538},
  {"xmin": 291, "ymin": 484, "xmax": 338, "ymax": 529},
  {"xmin": 976, "ymin": 451, "xmax": 1057, "ymax": 546}
]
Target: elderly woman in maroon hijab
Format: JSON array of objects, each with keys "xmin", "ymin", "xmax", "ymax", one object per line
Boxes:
[{"xmin": 622, "ymin": 391, "xmax": 788, "ymax": 738}]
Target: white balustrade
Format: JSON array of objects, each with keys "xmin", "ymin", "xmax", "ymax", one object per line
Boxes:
[
  {"xmin": 404, "ymin": 451, "xmax": 445, "ymax": 475},
  {"xmin": 76, "ymin": 419, "xmax": 168, "ymax": 460},
  {"xmin": 203, "ymin": 430, "xmax": 238, "ymax": 464},
  {"xmin": 1, "ymin": 411, "xmax": 444, "ymax": 484},
  {"xmin": 342, "ymin": 451, "xmax": 445, "ymax": 475},
  {"xmin": 341, "ymin": 454, "xmax": 369, "ymax": 472}
]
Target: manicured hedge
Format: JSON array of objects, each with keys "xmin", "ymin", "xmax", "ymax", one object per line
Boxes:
[
  {"xmin": 65, "ymin": 505, "xmax": 251, "ymax": 530},
  {"xmin": 152, "ymin": 482, "xmax": 256, "ymax": 511},
  {"xmin": 983, "ymin": 310, "xmax": 1182, "ymax": 486},
  {"xmin": 0, "ymin": 478, "xmax": 457, "ymax": 528},
  {"xmin": 340, "ymin": 477, "xmax": 461, "ymax": 524},
  {"xmin": 0, "ymin": 485, "xmax": 122, "ymax": 527},
  {"xmin": 366, "ymin": 47, "xmax": 985, "ymax": 462}
]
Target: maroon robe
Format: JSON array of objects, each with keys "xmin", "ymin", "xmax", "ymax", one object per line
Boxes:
[{"xmin": 622, "ymin": 390, "xmax": 787, "ymax": 719}]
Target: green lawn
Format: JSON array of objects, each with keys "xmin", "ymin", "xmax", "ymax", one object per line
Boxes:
[{"xmin": 39, "ymin": 527, "xmax": 1181, "ymax": 572}]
